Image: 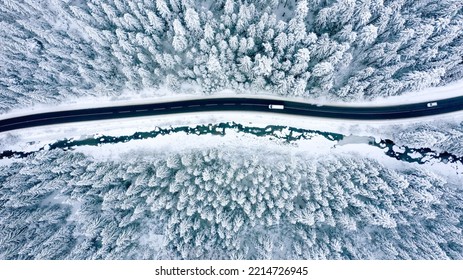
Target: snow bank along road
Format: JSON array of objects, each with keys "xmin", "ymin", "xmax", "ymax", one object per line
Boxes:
[{"xmin": 1, "ymin": 97, "xmax": 462, "ymax": 133}]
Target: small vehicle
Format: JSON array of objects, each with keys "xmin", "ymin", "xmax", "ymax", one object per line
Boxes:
[
  {"xmin": 268, "ymin": 104, "xmax": 284, "ymax": 110},
  {"xmin": 426, "ymin": 102, "xmax": 438, "ymax": 108}
]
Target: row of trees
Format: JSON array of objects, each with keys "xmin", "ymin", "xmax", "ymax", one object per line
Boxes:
[
  {"xmin": 0, "ymin": 147, "xmax": 461, "ymax": 259},
  {"xmin": 1, "ymin": 0, "xmax": 463, "ymax": 112}
]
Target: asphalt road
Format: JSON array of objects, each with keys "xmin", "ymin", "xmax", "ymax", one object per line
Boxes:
[{"xmin": 1, "ymin": 97, "xmax": 463, "ymax": 133}]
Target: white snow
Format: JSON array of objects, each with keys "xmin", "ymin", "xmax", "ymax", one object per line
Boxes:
[
  {"xmin": 392, "ymin": 146, "xmax": 405, "ymax": 153},
  {"xmin": 273, "ymin": 126, "xmax": 291, "ymax": 138},
  {"xmin": 337, "ymin": 135, "xmax": 374, "ymax": 146},
  {"xmin": 409, "ymin": 152, "xmax": 422, "ymax": 159}
]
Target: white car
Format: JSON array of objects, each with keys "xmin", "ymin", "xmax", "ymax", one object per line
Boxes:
[
  {"xmin": 426, "ymin": 102, "xmax": 438, "ymax": 108},
  {"xmin": 268, "ymin": 104, "xmax": 284, "ymax": 110}
]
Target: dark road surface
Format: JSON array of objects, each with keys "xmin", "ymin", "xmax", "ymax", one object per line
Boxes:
[{"xmin": 1, "ymin": 97, "xmax": 462, "ymax": 133}]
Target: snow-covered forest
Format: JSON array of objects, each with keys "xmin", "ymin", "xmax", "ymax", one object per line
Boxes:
[
  {"xmin": 1, "ymin": 0, "xmax": 463, "ymax": 112},
  {"xmin": 1, "ymin": 0, "xmax": 463, "ymax": 261},
  {"xmin": 0, "ymin": 148, "xmax": 462, "ymax": 259}
]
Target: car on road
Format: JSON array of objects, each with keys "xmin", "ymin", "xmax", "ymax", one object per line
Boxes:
[{"xmin": 426, "ymin": 102, "xmax": 438, "ymax": 108}]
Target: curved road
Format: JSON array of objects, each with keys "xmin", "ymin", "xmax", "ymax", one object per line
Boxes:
[{"xmin": 1, "ymin": 97, "xmax": 463, "ymax": 133}]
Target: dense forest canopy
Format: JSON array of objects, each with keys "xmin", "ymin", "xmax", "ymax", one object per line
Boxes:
[
  {"xmin": 1, "ymin": 0, "xmax": 462, "ymax": 112},
  {"xmin": 0, "ymin": 149, "xmax": 462, "ymax": 259}
]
